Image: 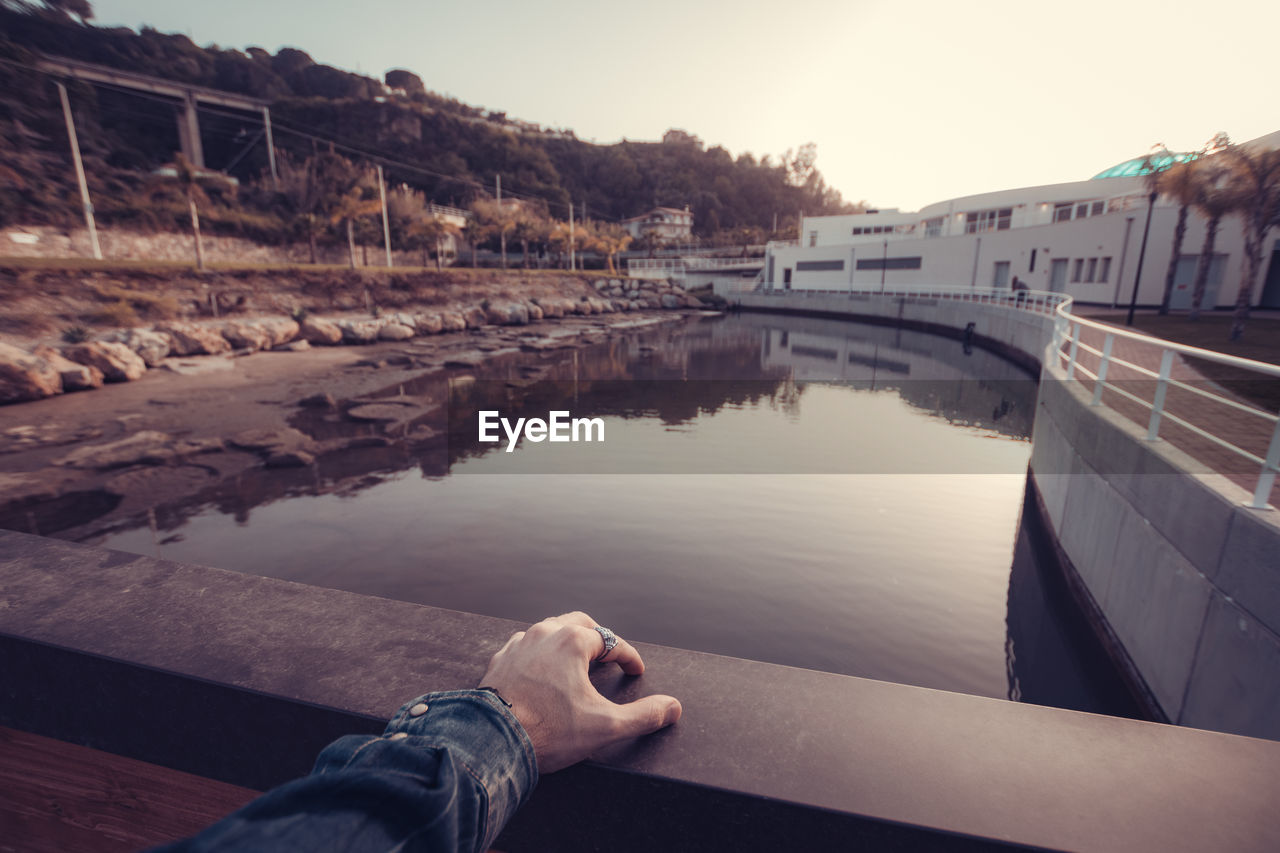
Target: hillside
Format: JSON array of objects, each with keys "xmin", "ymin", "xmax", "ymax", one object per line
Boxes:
[{"xmin": 0, "ymin": 1, "xmax": 857, "ymax": 245}]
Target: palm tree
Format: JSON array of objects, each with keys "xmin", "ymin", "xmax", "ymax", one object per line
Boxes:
[
  {"xmin": 1147, "ymin": 150, "xmax": 1198, "ymax": 315},
  {"xmin": 1186, "ymin": 151, "xmax": 1237, "ymax": 322},
  {"xmin": 590, "ymin": 222, "xmax": 633, "ymax": 275},
  {"xmin": 328, "ymin": 184, "xmax": 382, "ymax": 269},
  {"xmin": 1223, "ymin": 144, "xmax": 1280, "ymax": 340}
]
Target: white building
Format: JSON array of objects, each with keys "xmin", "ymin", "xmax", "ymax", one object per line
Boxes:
[
  {"xmin": 765, "ymin": 131, "xmax": 1280, "ymax": 310},
  {"xmin": 622, "ymin": 206, "xmax": 694, "ymax": 243}
]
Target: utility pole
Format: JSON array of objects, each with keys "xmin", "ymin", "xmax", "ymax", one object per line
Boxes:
[
  {"xmin": 568, "ymin": 201, "xmax": 575, "ymax": 271},
  {"xmin": 1126, "ymin": 191, "xmax": 1158, "ymax": 326},
  {"xmin": 377, "ymin": 164, "xmax": 392, "ymax": 268},
  {"xmin": 262, "ymin": 106, "xmax": 279, "ymax": 189},
  {"xmin": 496, "ymin": 174, "xmax": 501, "ymax": 203},
  {"xmin": 55, "ymin": 81, "xmax": 102, "ymax": 260}
]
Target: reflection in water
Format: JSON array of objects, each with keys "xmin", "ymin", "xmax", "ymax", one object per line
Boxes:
[{"xmin": 55, "ymin": 313, "xmax": 1133, "ymax": 714}]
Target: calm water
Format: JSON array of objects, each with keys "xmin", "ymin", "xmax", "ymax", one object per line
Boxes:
[{"xmin": 82, "ymin": 313, "xmax": 1139, "ymax": 715}]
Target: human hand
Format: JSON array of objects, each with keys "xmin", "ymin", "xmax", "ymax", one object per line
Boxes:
[{"xmin": 478, "ymin": 611, "xmax": 682, "ymax": 773}]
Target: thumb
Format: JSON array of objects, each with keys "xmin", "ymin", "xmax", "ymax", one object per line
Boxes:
[{"xmin": 614, "ymin": 694, "xmax": 682, "ymax": 739}]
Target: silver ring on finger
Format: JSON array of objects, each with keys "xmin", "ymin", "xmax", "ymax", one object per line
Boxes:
[{"xmin": 593, "ymin": 625, "xmax": 618, "ymax": 661}]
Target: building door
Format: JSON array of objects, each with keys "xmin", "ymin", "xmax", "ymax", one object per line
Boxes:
[
  {"xmin": 1261, "ymin": 244, "xmax": 1280, "ymax": 309},
  {"xmin": 1049, "ymin": 258, "xmax": 1068, "ymax": 293},
  {"xmin": 992, "ymin": 261, "xmax": 1010, "ymax": 289},
  {"xmin": 783, "ymin": 268, "xmax": 792, "ymax": 290},
  {"xmin": 1168, "ymin": 254, "xmax": 1226, "ymax": 311}
]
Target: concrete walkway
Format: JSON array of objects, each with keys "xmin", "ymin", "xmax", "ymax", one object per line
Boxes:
[{"xmin": 1057, "ymin": 315, "xmax": 1277, "ymax": 505}]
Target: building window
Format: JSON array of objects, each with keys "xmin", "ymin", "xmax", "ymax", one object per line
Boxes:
[
  {"xmin": 856, "ymin": 256, "xmax": 922, "ymax": 271},
  {"xmin": 965, "ymin": 208, "xmax": 1012, "ymax": 234},
  {"xmin": 1090, "ymin": 201, "xmax": 1105, "ymax": 216},
  {"xmin": 924, "ymin": 217, "xmax": 943, "ymax": 238},
  {"xmin": 809, "ymin": 231, "xmax": 818, "ymax": 247},
  {"xmin": 1072, "ymin": 259, "xmax": 1084, "ymax": 282},
  {"xmin": 1099, "ymin": 257, "xmax": 1112, "ymax": 282},
  {"xmin": 1030, "ymin": 248, "xmax": 1037, "ymax": 272},
  {"xmin": 1076, "ymin": 203, "xmax": 1089, "ymax": 219},
  {"xmin": 1054, "ymin": 203, "xmax": 1073, "ymax": 223},
  {"xmin": 1086, "ymin": 258, "xmax": 1097, "ymax": 283},
  {"xmin": 796, "ymin": 259, "xmax": 845, "ymax": 271}
]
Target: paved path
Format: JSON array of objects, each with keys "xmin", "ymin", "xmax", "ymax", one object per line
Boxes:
[{"xmin": 1055, "ymin": 314, "xmax": 1278, "ymax": 506}]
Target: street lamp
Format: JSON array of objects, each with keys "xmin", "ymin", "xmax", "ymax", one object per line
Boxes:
[{"xmin": 1125, "ymin": 190, "xmax": 1158, "ymax": 326}]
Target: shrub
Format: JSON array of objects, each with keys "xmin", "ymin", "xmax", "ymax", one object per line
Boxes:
[
  {"xmin": 61, "ymin": 325, "xmax": 91, "ymax": 344},
  {"xmin": 91, "ymin": 299, "xmax": 141, "ymax": 328}
]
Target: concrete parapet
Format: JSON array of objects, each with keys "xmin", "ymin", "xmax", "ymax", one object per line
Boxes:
[{"xmin": 2, "ymin": 529, "xmax": 1280, "ymax": 851}]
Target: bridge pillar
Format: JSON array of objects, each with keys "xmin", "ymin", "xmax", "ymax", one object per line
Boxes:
[{"xmin": 176, "ymin": 90, "xmax": 204, "ymax": 168}]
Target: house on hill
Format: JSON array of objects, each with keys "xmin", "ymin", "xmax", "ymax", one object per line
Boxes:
[{"xmin": 622, "ymin": 206, "xmax": 694, "ymax": 243}]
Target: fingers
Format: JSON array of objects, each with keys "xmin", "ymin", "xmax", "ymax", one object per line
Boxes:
[
  {"xmin": 598, "ymin": 634, "xmax": 645, "ymax": 675},
  {"xmin": 612, "ymin": 694, "xmax": 682, "ymax": 739}
]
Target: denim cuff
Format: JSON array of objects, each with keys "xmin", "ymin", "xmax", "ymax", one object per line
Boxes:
[{"xmin": 384, "ymin": 689, "xmax": 539, "ymax": 849}]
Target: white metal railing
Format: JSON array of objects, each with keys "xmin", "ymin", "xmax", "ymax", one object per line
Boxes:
[
  {"xmin": 1050, "ymin": 302, "xmax": 1280, "ymax": 509},
  {"xmin": 628, "ymin": 257, "xmax": 765, "ymax": 278},
  {"xmin": 736, "ymin": 284, "xmax": 1280, "ymax": 509}
]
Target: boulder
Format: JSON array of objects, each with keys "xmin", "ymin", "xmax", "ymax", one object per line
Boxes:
[
  {"xmin": 339, "ymin": 320, "xmax": 381, "ymax": 344},
  {"xmin": 485, "ymin": 303, "xmax": 529, "ymax": 326},
  {"xmin": 536, "ymin": 300, "xmax": 562, "ymax": 319},
  {"xmin": 103, "ymin": 328, "xmax": 171, "ymax": 366},
  {"xmin": 275, "ymin": 340, "xmax": 312, "ymax": 352},
  {"xmin": 413, "ymin": 313, "xmax": 444, "ymax": 335},
  {"xmin": 56, "ymin": 431, "xmax": 174, "ymax": 469},
  {"xmin": 0, "ymin": 342, "xmax": 62, "ymax": 404},
  {"xmin": 685, "ymin": 294, "xmax": 705, "ymax": 309},
  {"xmin": 228, "ymin": 427, "xmax": 317, "ymax": 459},
  {"xmin": 300, "ymin": 317, "xmax": 343, "ymax": 346},
  {"xmin": 32, "ymin": 345, "xmax": 103, "ymax": 392},
  {"xmin": 440, "ymin": 313, "xmax": 467, "ymax": 332},
  {"xmin": 377, "ymin": 322, "xmax": 415, "ymax": 341},
  {"xmin": 265, "ymin": 449, "xmax": 315, "ymax": 468},
  {"xmin": 298, "ymin": 392, "xmax": 337, "ymax": 409},
  {"xmin": 221, "ymin": 320, "xmax": 272, "ymax": 351},
  {"xmin": 159, "ymin": 322, "xmax": 232, "ymax": 356},
  {"xmin": 660, "ymin": 294, "xmax": 682, "ymax": 309},
  {"xmin": 463, "ymin": 306, "xmax": 488, "ymax": 329},
  {"xmin": 256, "ymin": 318, "xmax": 301, "ymax": 347},
  {"xmin": 525, "ymin": 301, "xmax": 544, "ymax": 321},
  {"xmin": 593, "ymin": 279, "xmax": 609, "ymax": 291},
  {"xmin": 572, "ymin": 300, "xmax": 590, "ymax": 315},
  {"xmin": 63, "ymin": 341, "xmax": 147, "ymax": 382}
]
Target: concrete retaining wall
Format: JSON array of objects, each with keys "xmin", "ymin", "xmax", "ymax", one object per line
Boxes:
[{"xmin": 735, "ymin": 289, "xmax": 1280, "ymax": 740}]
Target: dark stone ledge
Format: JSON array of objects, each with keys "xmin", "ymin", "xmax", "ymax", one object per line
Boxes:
[{"xmin": 2, "ymin": 529, "xmax": 1279, "ymax": 852}]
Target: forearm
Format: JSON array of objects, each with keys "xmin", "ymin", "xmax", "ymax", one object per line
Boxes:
[{"xmin": 158, "ymin": 690, "xmax": 538, "ymax": 853}]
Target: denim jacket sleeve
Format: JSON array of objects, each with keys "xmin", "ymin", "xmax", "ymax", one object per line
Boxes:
[{"xmin": 155, "ymin": 689, "xmax": 539, "ymax": 853}]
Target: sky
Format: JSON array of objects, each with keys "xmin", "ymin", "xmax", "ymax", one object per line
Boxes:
[{"xmin": 89, "ymin": 0, "xmax": 1278, "ymax": 213}]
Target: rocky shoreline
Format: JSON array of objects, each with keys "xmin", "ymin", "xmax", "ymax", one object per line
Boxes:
[
  {"xmin": 0, "ymin": 280, "xmax": 713, "ymax": 540},
  {"xmin": 0, "ymin": 274, "xmax": 708, "ymax": 405}
]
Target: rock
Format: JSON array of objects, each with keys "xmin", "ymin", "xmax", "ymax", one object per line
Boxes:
[
  {"xmin": 301, "ymin": 317, "xmax": 343, "ymax": 346},
  {"xmin": 537, "ymin": 299, "xmax": 562, "ymax": 319},
  {"xmin": 56, "ymin": 430, "xmax": 174, "ymax": 469},
  {"xmin": 525, "ymin": 301, "xmax": 544, "ymax": 321},
  {"xmin": 339, "ymin": 320, "xmax": 381, "ymax": 344},
  {"xmin": 593, "ymin": 279, "xmax": 609, "ymax": 290},
  {"xmin": 103, "ymin": 328, "xmax": 171, "ymax": 366},
  {"xmin": 463, "ymin": 306, "xmax": 488, "ymax": 329},
  {"xmin": 256, "ymin": 318, "xmax": 301, "ymax": 347},
  {"xmin": 32, "ymin": 345, "xmax": 104, "ymax": 392},
  {"xmin": 158, "ymin": 322, "xmax": 232, "ymax": 356},
  {"xmin": 221, "ymin": 320, "xmax": 272, "ymax": 351},
  {"xmin": 440, "ymin": 313, "xmax": 467, "ymax": 332},
  {"xmin": 228, "ymin": 427, "xmax": 317, "ymax": 459},
  {"xmin": 685, "ymin": 294, "xmax": 705, "ymax": 309},
  {"xmin": 63, "ymin": 341, "xmax": 147, "ymax": 382},
  {"xmin": 298, "ymin": 392, "xmax": 337, "ymax": 409},
  {"xmin": 572, "ymin": 300, "xmax": 590, "ymax": 315},
  {"xmin": 660, "ymin": 294, "xmax": 681, "ymax": 309},
  {"xmin": 378, "ymin": 322, "xmax": 415, "ymax": 341},
  {"xmin": 346, "ymin": 403, "xmax": 411, "ymax": 422},
  {"xmin": 486, "ymin": 303, "xmax": 529, "ymax": 326},
  {"xmin": 265, "ymin": 449, "xmax": 315, "ymax": 468},
  {"xmin": 413, "ymin": 313, "xmax": 443, "ymax": 335},
  {"xmin": 275, "ymin": 340, "xmax": 312, "ymax": 352},
  {"xmin": 160, "ymin": 358, "xmax": 235, "ymax": 376},
  {"xmin": 0, "ymin": 342, "xmax": 62, "ymax": 404}
]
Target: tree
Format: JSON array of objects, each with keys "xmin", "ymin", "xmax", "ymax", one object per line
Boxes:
[
  {"xmin": 1223, "ymin": 144, "xmax": 1280, "ymax": 340},
  {"xmin": 41, "ymin": 0, "xmax": 93, "ymax": 22},
  {"xmin": 1186, "ymin": 140, "xmax": 1236, "ymax": 321},
  {"xmin": 1148, "ymin": 150, "xmax": 1198, "ymax": 315},
  {"xmin": 469, "ymin": 198, "xmax": 518, "ymax": 269},
  {"xmin": 588, "ymin": 221, "xmax": 632, "ymax": 275},
  {"xmin": 270, "ymin": 151, "xmax": 326, "ymax": 263},
  {"xmin": 328, "ymin": 183, "xmax": 381, "ymax": 269}
]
